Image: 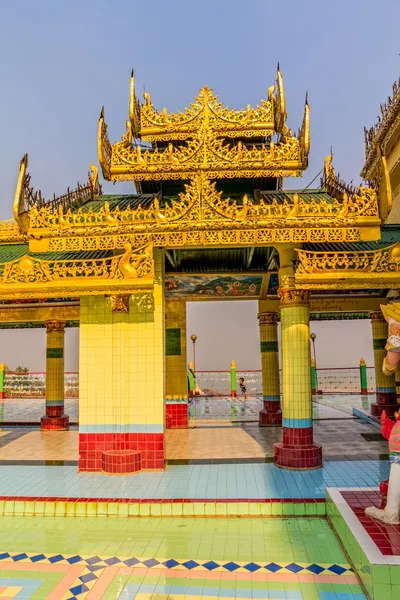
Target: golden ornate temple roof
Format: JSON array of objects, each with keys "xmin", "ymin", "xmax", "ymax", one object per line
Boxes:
[
  {"xmin": 98, "ymin": 67, "xmax": 310, "ymax": 182},
  {"xmin": 0, "ymin": 70, "xmax": 399, "ymax": 304}
]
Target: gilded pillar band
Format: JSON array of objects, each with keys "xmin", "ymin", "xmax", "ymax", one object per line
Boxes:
[
  {"xmin": 41, "ymin": 320, "xmax": 69, "ymax": 430},
  {"xmin": 370, "ymin": 311, "xmax": 397, "ymax": 416},
  {"xmin": 258, "ymin": 310, "xmax": 281, "ymax": 426}
]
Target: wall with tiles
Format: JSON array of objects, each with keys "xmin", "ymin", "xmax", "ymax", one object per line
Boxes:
[{"xmin": 78, "ymin": 249, "xmax": 166, "ymax": 470}]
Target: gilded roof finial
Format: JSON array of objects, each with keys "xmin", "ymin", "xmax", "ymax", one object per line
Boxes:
[
  {"xmin": 129, "ymin": 69, "xmax": 140, "ymax": 137},
  {"xmin": 275, "ymin": 64, "xmax": 286, "ymax": 133},
  {"xmin": 300, "ymin": 91, "xmax": 310, "ymax": 166},
  {"xmin": 13, "ymin": 154, "xmax": 29, "ymax": 234}
]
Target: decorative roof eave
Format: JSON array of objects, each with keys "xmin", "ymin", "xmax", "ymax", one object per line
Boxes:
[
  {"xmin": 324, "ymin": 152, "xmax": 392, "ymax": 224},
  {"xmin": 0, "ymin": 219, "xmax": 25, "ymax": 244},
  {"xmin": 12, "ymin": 153, "xmax": 102, "ymax": 235},
  {"xmin": 295, "ymin": 242, "xmax": 400, "ymax": 289},
  {"xmin": 0, "ymin": 243, "xmax": 154, "ymax": 300},
  {"xmin": 362, "ymin": 76, "xmax": 400, "ymax": 179},
  {"xmin": 25, "ymin": 174, "xmax": 381, "ymax": 253},
  {"xmin": 99, "ymin": 116, "xmax": 305, "ymax": 182}
]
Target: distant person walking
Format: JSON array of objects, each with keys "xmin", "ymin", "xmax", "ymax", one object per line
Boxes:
[{"xmin": 239, "ymin": 376, "xmax": 247, "ymax": 400}]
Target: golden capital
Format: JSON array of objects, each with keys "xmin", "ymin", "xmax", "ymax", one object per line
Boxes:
[
  {"xmin": 258, "ymin": 312, "xmax": 278, "ymax": 326},
  {"xmin": 369, "ymin": 311, "xmax": 385, "ymax": 323},
  {"xmin": 111, "ymin": 294, "xmax": 130, "ymax": 313},
  {"xmin": 278, "ymin": 288, "xmax": 310, "ymax": 307},
  {"xmin": 45, "ymin": 320, "xmax": 66, "ymax": 333}
]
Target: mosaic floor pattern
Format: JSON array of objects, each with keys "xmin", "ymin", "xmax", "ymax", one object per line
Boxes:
[{"xmin": 0, "ymin": 516, "xmax": 367, "ymax": 599}]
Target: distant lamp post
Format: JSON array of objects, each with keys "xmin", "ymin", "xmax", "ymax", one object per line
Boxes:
[
  {"xmin": 191, "ymin": 334, "xmax": 197, "ymax": 373},
  {"xmin": 310, "ymin": 333, "xmax": 319, "ymax": 394}
]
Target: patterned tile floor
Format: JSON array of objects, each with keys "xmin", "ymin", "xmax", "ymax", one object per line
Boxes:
[
  {"xmin": 0, "ymin": 408, "xmax": 388, "ymax": 463},
  {"xmin": 0, "ymin": 461, "xmax": 390, "ymax": 500},
  {"xmin": 0, "ymin": 516, "xmax": 368, "ymax": 599}
]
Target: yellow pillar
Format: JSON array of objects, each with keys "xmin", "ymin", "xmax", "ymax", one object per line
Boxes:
[
  {"xmin": 78, "ymin": 249, "xmax": 165, "ymax": 473},
  {"xmin": 41, "ymin": 320, "xmax": 69, "ymax": 430},
  {"xmin": 273, "ymin": 246, "xmax": 321, "ymax": 469},
  {"xmin": 257, "ymin": 307, "xmax": 281, "ymax": 426},
  {"xmin": 165, "ymin": 300, "xmax": 188, "ymax": 428},
  {"xmin": 370, "ymin": 311, "xmax": 398, "ymax": 417}
]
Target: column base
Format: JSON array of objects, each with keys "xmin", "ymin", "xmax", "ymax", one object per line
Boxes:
[
  {"xmin": 361, "ymin": 389, "xmax": 368, "ymax": 395},
  {"xmin": 259, "ymin": 409, "xmax": 282, "ymax": 426},
  {"xmin": 274, "ymin": 442, "xmax": 322, "ymax": 470},
  {"xmin": 79, "ymin": 432, "xmax": 165, "ymax": 472},
  {"xmin": 165, "ymin": 402, "xmax": 189, "ymax": 428},
  {"xmin": 259, "ymin": 400, "xmax": 281, "ymax": 426},
  {"xmin": 102, "ymin": 450, "xmax": 141, "ymax": 474},
  {"xmin": 371, "ymin": 394, "xmax": 399, "ymax": 417},
  {"xmin": 40, "ymin": 414, "xmax": 69, "ymax": 430}
]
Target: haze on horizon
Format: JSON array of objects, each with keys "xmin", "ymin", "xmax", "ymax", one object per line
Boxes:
[{"xmin": 0, "ymin": 0, "xmax": 397, "ymax": 371}]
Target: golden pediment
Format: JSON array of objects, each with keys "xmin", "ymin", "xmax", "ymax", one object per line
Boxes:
[{"xmin": 140, "ymin": 84, "xmax": 275, "ymax": 142}]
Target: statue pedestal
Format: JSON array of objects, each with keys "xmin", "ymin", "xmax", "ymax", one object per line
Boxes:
[{"xmin": 327, "ymin": 488, "xmax": 400, "ymax": 598}]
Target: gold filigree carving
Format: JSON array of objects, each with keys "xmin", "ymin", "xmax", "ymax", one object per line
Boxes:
[
  {"xmin": 30, "ymin": 171, "xmax": 379, "ymax": 240},
  {"xmin": 99, "ymin": 67, "xmax": 309, "ymax": 182},
  {"xmin": 108, "ymin": 121, "xmax": 303, "ymax": 182},
  {"xmin": 278, "ymin": 288, "xmax": 310, "ymax": 306},
  {"xmin": 46, "ymin": 320, "xmax": 66, "ymax": 333},
  {"xmin": 0, "ymin": 219, "xmax": 24, "ymax": 243},
  {"xmin": 140, "ymin": 84, "xmax": 275, "ymax": 142},
  {"xmin": 296, "ymin": 243, "xmax": 400, "ymax": 275},
  {"xmin": 111, "ymin": 294, "xmax": 130, "ymax": 312},
  {"xmin": 258, "ymin": 312, "xmax": 278, "ymax": 325},
  {"xmin": 47, "ymin": 225, "xmax": 364, "ymax": 253},
  {"xmin": 13, "ymin": 154, "xmax": 102, "ymax": 236},
  {"xmin": 0, "ymin": 244, "xmax": 153, "ymax": 285},
  {"xmin": 370, "ymin": 311, "xmax": 385, "ymax": 323},
  {"xmin": 363, "ymin": 76, "xmax": 400, "ymax": 176}
]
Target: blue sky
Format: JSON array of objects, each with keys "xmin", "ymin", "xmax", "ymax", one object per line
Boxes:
[
  {"xmin": 0, "ymin": 0, "xmax": 397, "ymax": 369},
  {"xmin": 0, "ymin": 0, "xmax": 399, "ymax": 217}
]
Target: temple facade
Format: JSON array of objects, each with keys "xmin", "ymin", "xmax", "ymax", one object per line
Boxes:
[{"xmin": 0, "ymin": 67, "xmax": 399, "ymax": 473}]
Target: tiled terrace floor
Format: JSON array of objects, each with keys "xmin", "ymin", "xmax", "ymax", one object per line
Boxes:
[
  {"xmin": 0, "ymin": 395, "xmax": 362, "ymax": 424},
  {"xmin": 0, "ymin": 461, "xmax": 390, "ymax": 500},
  {"xmin": 0, "ymin": 412, "xmax": 387, "ymax": 463},
  {"xmin": 0, "ymin": 515, "xmax": 367, "ymax": 599}
]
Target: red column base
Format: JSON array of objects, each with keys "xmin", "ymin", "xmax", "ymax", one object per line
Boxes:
[
  {"xmin": 371, "ymin": 402, "xmax": 399, "ymax": 418},
  {"xmin": 274, "ymin": 442, "xmax": 322, "ymax": 470},
  {"xmin": 165, "ymin": 404, "xmax": 189, "ymax": 428},
  {"xmin": 40, "ymin": 414, "xmax": 69, "ymax": 430},
  {"xmin": 361, "ymin": 389, "xmax": 368, "ymax": 395},
  {"xmin": 259, "ymin": 400, "xmax": 282, "ymax": 426},
  {"xmin": 79, "ymin": 433, "xmax": 165, "ymax": 472},
  {"xmin": 231, "ymin": 391, "xmax": 237, "ymax": 398},
  {"xmin": 102, "ymin": 450, "xmax": 141, "ymax": 474}
]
